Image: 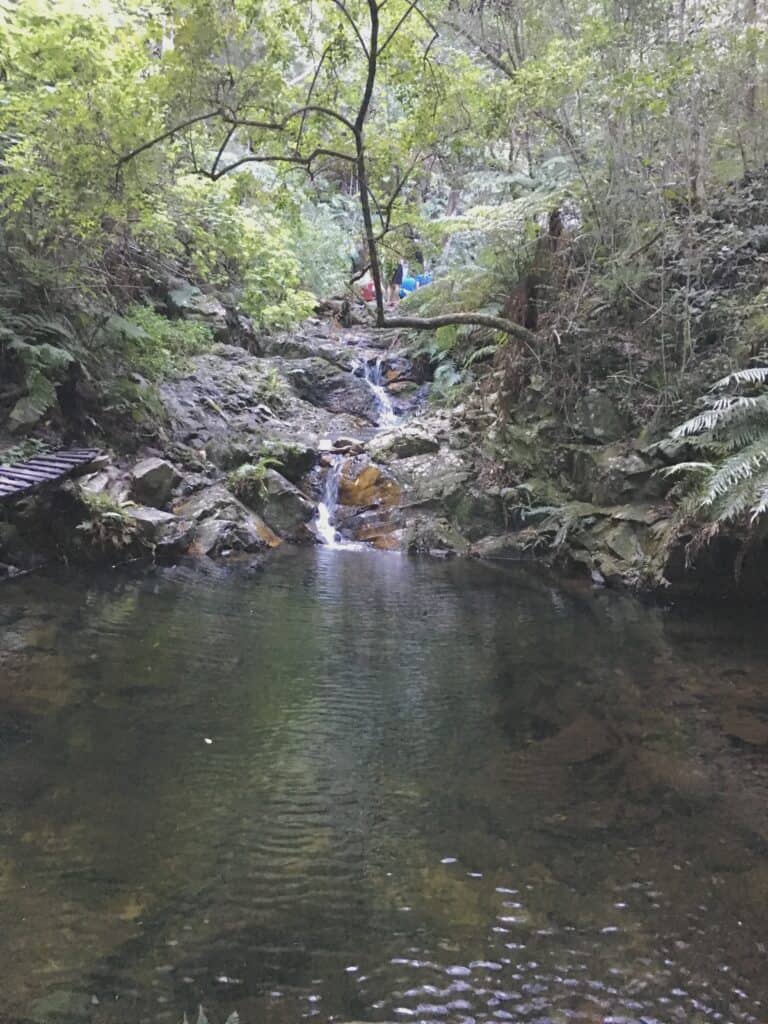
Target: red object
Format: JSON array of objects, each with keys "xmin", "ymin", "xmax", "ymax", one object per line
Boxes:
[{"xmin": 361, "ymin": 281, "xmax": 375, "ymax": 302}]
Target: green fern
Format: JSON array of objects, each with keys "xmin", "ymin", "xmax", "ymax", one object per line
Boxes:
[
  {"xmin": 0, "ymin": 305, "xmax": 79, "ymax": 429},
  {"xmin": 665, "ymin": 362, "xmax": 768, "ymax": 532}
]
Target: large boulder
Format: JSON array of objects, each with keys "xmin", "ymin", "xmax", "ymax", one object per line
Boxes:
[
  {"xmin": 260, "ymin": 333, "xmax": 354, "ymax": 370},
  {"xmin": 367, "ymin": 426, "xmax": 440, "ymax": 462},
  {"xmin": 130, "ymin": 457, "xmax": 182, "ymax": 508},
  {"xmin": 337, "ymin": 456, "xmax": 401, "ymax": 507},
  {"xmin": 124, "ymin": 507, "xmax": 194, "ymax": 556},
  {"xmin": 572, "ymin": 389, "xmax": 627, "ymax": 443},
  {"xmin": 284, "ymin": 360, "xmax": 380, "ymax": 422},
  {"xmin": 167, "ymin": 280, "xmax": 228, "ymax": 339},
  {"xmin": 570, "ymin": 443, "xmax": 657, "ymax": 505},
  {"xmin": 173, "ymin": 484, "xmax": 281, "ymax": 555},
  {"xmin": 232, "ymin": 467, "xmax": 315, "ymax": 540},
  {"xmin": 391, "ymin": 449, "xmax": 471, "ymax": 507},
  {"xmin": 159, "ymin": 349, "xmax": 365, "ymax": 467},
  {"xmin": 404, "ymin": 515, "xmax": 471, "ymax": 556}
]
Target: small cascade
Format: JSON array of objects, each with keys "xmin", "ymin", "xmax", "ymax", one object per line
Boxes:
[
  {"xmin": 315, "ymin": 455, "xmax": 363, "ymax": 550},
  {"xmin": 360, "ymin": 357, "xmax": 397, "ymax": 427},
  {"xmin": 315, "ymin": 455, "xmax": 342, "ymax": 547}
]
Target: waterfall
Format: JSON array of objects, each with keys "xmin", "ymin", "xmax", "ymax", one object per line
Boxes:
[
  {"xmin": 315, "ymin": 355, "xmax": 399, "ymax": 548},
  {"xmin": 360, "ymin": 357, "xmax": 397, "ymax": 427},
  {"xmin": 315, "ymin": 455, "xmax": 342, "ymax": 547}
]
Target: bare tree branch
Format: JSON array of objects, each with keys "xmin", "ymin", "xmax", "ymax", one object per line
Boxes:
[
  {"xmin": 383, "ymin": 312, "xmax": 537, "ymax": 341},
  {"xmin": 329, "ymin": 0, "xmax": 370, "ymax": 57},
  {"xmin": 204, "ymin": 146, "xmax": 356, "ymax": 181},
  {"xmin": 296, "ymin": 44, "xmax": 333, "ymax": 150},
  {"xmin": 211, "ymin": 124, "xmax": 236, "ymax": 178},
  {"xmin": 226, "ymin": 104, "xmax": 356, "ymax": 136},
  {"xmin": 116, "ymin": 110, "xmax": 222, "ymax": 180}
]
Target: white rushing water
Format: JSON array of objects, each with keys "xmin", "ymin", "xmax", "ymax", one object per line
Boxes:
[
  {"xmin": 316, "ymin": 454, "xmax": 343, "ymax": 547},
  {"xmin": 315, "ymin": 356, "xmax": 399, "ymax": 547},
  {"xmin": 360, "ymin": 356, "xmax": 398, "ymax": 427}
]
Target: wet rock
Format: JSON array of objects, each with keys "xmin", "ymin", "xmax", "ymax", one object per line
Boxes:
[
  {"xmin": 602, "ymin": 520, "xmax": 647, "ymax": 566},
  {"xmin": 571, "ymin": 443, "xmax": 656, "ymax": 505},
  {"xmin": 534, "ymin": 713, "xmax": 618, "ymax": 764},
  {"xmin": 388, "ymin": 380, "xmax": 420, "ymax": 396},
  {"xmin": 131, "ymin": 457, "xmax": 182, "ymax": 508},
  {"xmin": 392, "ymin": 449, "xmax": 472, "ymax": 507},
  {"xmin": 123, "ymin": 507, "xmax": 194, "ymax": 557},
  {"xmin": 572, "ymin": 390, "xmax": 627, "ymax": 443},
  {"xmin": 337, "ymin": 457, "xmax": 401, "ymax": 507},
  {"xmin": 257, "ymin": 438, "xmax": 318, "ymax": 482},
  {"xmin": 722, "ymin": 711, "xmax": 768, "ymax": 746},
  {"xmin": 160, "ymin": 349, "xmax": 364, "ymax": 468},
  {"xmin": 367, "ymin": 426, "xmax": 440, "ymax": 461},
  {"xmin": 234, "ymin": 467, "xmax": 315, "ymax": 540},
  {"xmin": 260, "ymin": 333, "xmax": 354, "ymax": 370},
  {"xmin": 339, "ymin": 506, "xmax": 405, "ymax": 549},
  {"xmin": 167, "ymin": 280, "xmax": 228, "ymax": 337},
  {"xmin": 174, "ymin": 484, "xmax": 281, "ymax": 555},
  {"xmin": 405, "ymin": 516, "xmax": 471, "ymax": 555},
  {"xmin": 451, "ymin": 488, "xmax": 506, "ymax": 540},
  {"xmin": 332, "ymin": 436, "xmax": 366, "ymax": 455},
  {"xmin": 125, "ymin": 506, "xmax": 177, "ymax": 535},
  {"xmin": 284, "ymin": 359, "xmax": 380, "ymax": 422},
  {"xmin": 380, "ymin": 354, "xmax": 420, "ymax": 383},
  {"xmin": 470, "ymin": 534, "xmax": 530, "ymax": 560}
]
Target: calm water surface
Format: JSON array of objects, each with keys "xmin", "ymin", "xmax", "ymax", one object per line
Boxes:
[{"xmin": 2, "ymin": 549, "xmax": 768, "ymax": 1023}]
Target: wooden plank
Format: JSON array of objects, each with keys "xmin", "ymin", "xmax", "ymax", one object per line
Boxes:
[
  {"xmin": 24, "ymin": 458, "xmax": 83, "ymax": 472},
  {"xmin": 25, "ymin": 455, "xmax": 81, "ymax": 466},
  {"xmin": 0, "ymin": 469, "xmax": 36, "ymax": 484},
  {"xmin": 7, "ymin": 464, "xmax": 56, "ymax": 478},
  {"xmin": 0, "ymin": 467, "xmax": 53, "ymax": 483},
  {"xmin": 0, "ymin": 447, "xmax": 103, "ymax": 503},
  {"xmin": 0, "ymin": 467, "xmax": 53, "ymax": 482}
]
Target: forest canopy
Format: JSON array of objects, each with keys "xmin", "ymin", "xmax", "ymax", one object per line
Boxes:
[{"xmin": 0, "ymin": 0, "xmax": 766, "ymax": 435}]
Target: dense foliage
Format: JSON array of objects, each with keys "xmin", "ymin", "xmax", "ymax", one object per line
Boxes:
[{"xmin": 0, "ymin": 0, "xmax": 767, "ymax": 543}]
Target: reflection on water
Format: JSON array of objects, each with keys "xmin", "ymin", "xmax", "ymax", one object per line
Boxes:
[{"xmin": 2, "ymin": 550, "xmax": 768, "ymax": 1022}]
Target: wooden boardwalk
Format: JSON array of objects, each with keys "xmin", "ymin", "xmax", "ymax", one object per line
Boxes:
[{"xmin": 0, "ymin": 449, "xmax": 102, "ymax": 503}]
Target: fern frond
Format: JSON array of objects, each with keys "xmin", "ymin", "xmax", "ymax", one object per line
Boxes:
[
  {"xmin": 711, "ymin": 366, "xmax": 768, "ymax": 391},
  {"xmin": 700, "ymin": 440, "xmax": 768, "ymax": 505},
  {"xmin": 750, "ymin": 484, "xmax": 768, "ymax": 523},
  {"xmin": 660, "ymin": 461, "xmax": 715, "ymax": 477},
  {"xmin": 672, "ymin": 396, "xmax": 768, "ymax": 439}
]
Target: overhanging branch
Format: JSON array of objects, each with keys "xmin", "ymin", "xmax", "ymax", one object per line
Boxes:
[{"xmin": 383, "ymin": 312, "xmax": 536, "ymax": 342}]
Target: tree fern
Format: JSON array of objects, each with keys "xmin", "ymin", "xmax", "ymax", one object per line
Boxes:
[{"xmin": 666, "ymin": 362, "xmax": 768, "ymax": 535}]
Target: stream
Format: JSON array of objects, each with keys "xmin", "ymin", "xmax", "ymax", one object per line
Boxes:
[
  {"xmin": 2, "ymin": 552, "xmax": 768, "ymax": 1023},
  {"xmin": 316, "ymin": 355, "xmax": 399, "ymax": 548}
]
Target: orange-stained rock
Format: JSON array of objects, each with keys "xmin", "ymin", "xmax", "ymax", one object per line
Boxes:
[{"xmin": 337, "ymin": 457, "xmax": 401, "ymax": 508}]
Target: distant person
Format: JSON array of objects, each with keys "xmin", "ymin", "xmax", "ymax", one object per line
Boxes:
[
  {"xmin": 400, "ymin": 274, "xmax": 418, "ymax": 298},
  {"xmin": 388, "ymin": 260, "xmax": 405, "ymax": 306}
]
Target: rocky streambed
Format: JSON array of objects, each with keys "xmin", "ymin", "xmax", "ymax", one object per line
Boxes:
[
  {"xmin": 0, "ymin": 313, "xmax": 742, "ymax": 595},
  {"xmin": 0, "ymin": 318, "xmax": 503, "ymax": 575}
]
